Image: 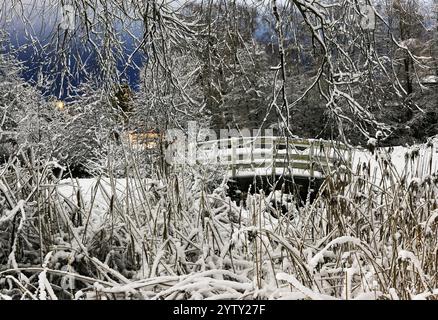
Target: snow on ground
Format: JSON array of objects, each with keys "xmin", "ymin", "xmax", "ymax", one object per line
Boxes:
[
  {"xmin": 57, "ymin": 178, "xmax": 124, "ymax": 207},
  {"xmin": 352, "ymin": 139, "xmax": 438, "ymax": 181},
  {"xmin": 55, "ymin": 177, "xmax": 157, "ymax": 228}
]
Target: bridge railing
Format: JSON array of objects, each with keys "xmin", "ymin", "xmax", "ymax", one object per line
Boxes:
[{"xmin": 193, "ymin": 136, "xmax": 352, "ymax": 178}]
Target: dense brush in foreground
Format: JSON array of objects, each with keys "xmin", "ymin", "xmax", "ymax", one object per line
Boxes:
[{"xmin": 0, "ymin": 144, "xmax": 437, "ymax": 300}]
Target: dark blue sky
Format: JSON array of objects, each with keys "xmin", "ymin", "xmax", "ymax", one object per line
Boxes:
[
  {"xmin": 4, "ymin": 16, "xmax": 146, "ymax": 99},
  {"xmin": 3, "ymin": 7, "xmax": 276, "ymax": 100}
]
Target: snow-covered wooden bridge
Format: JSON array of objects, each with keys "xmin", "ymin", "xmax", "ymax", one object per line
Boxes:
[
  {"xmin": 128, "ymin": 132, "xmax": 353, "ymax": 181},
  {"xmin": 191, "ymin": 136, "xmax": 352, "ymax": 180}
]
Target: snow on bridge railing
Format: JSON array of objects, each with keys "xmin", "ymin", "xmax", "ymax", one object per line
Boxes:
[{"xmin": 184, "ymin": 136, "xmax": 352, "ymax": 179}]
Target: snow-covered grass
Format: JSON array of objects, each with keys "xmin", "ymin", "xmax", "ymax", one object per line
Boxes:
[{"xmin": 0, "ymin": 139, "xmax": 437, "ymax": 300}]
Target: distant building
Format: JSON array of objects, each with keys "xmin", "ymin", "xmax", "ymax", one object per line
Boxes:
[{"xmin": 127, "ymin": 129, "xmax": 162, "ymax": 149}]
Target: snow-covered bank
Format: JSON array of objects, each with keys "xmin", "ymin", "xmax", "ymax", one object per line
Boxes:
[
  {"xmin": 352, "ymin": 138, "xmax": 438, "ymax": 181},
  {"xmin": 57, "ymin": 178, "xmax": 128, "ymax": 208}
]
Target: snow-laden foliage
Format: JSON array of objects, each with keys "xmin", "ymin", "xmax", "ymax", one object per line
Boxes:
[
  {"xmin": 0, "ymin": 0, "xmax": 437, "ymax": 301},
  {"xmin": 0, "ymin": 48, "xmax": 128, "ymax": 177},
  {"xmin": 2, "ymin": 0, "xmax": 437, "ymax": 142},
  {"xmin": 0, "ymin": 140, "xmax": 437, "ymax": 300}
]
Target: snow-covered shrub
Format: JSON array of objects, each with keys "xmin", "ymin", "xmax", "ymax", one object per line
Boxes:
[
  {"xmin": 41, "ymin": 83, "xmax": 128, "ymax": 177},
  {"xmin": 0, "ymin": 45, "xmax": 56, "ymax": 163}
]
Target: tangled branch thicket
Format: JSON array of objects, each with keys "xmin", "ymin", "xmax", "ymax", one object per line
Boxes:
[
  {"xmin": 0, "ymin": 140, "xmax": 437, "ymax": 300},
  {"xmin": 2, "ymin": 0, "xmax": 437, "ymax": 140}
]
